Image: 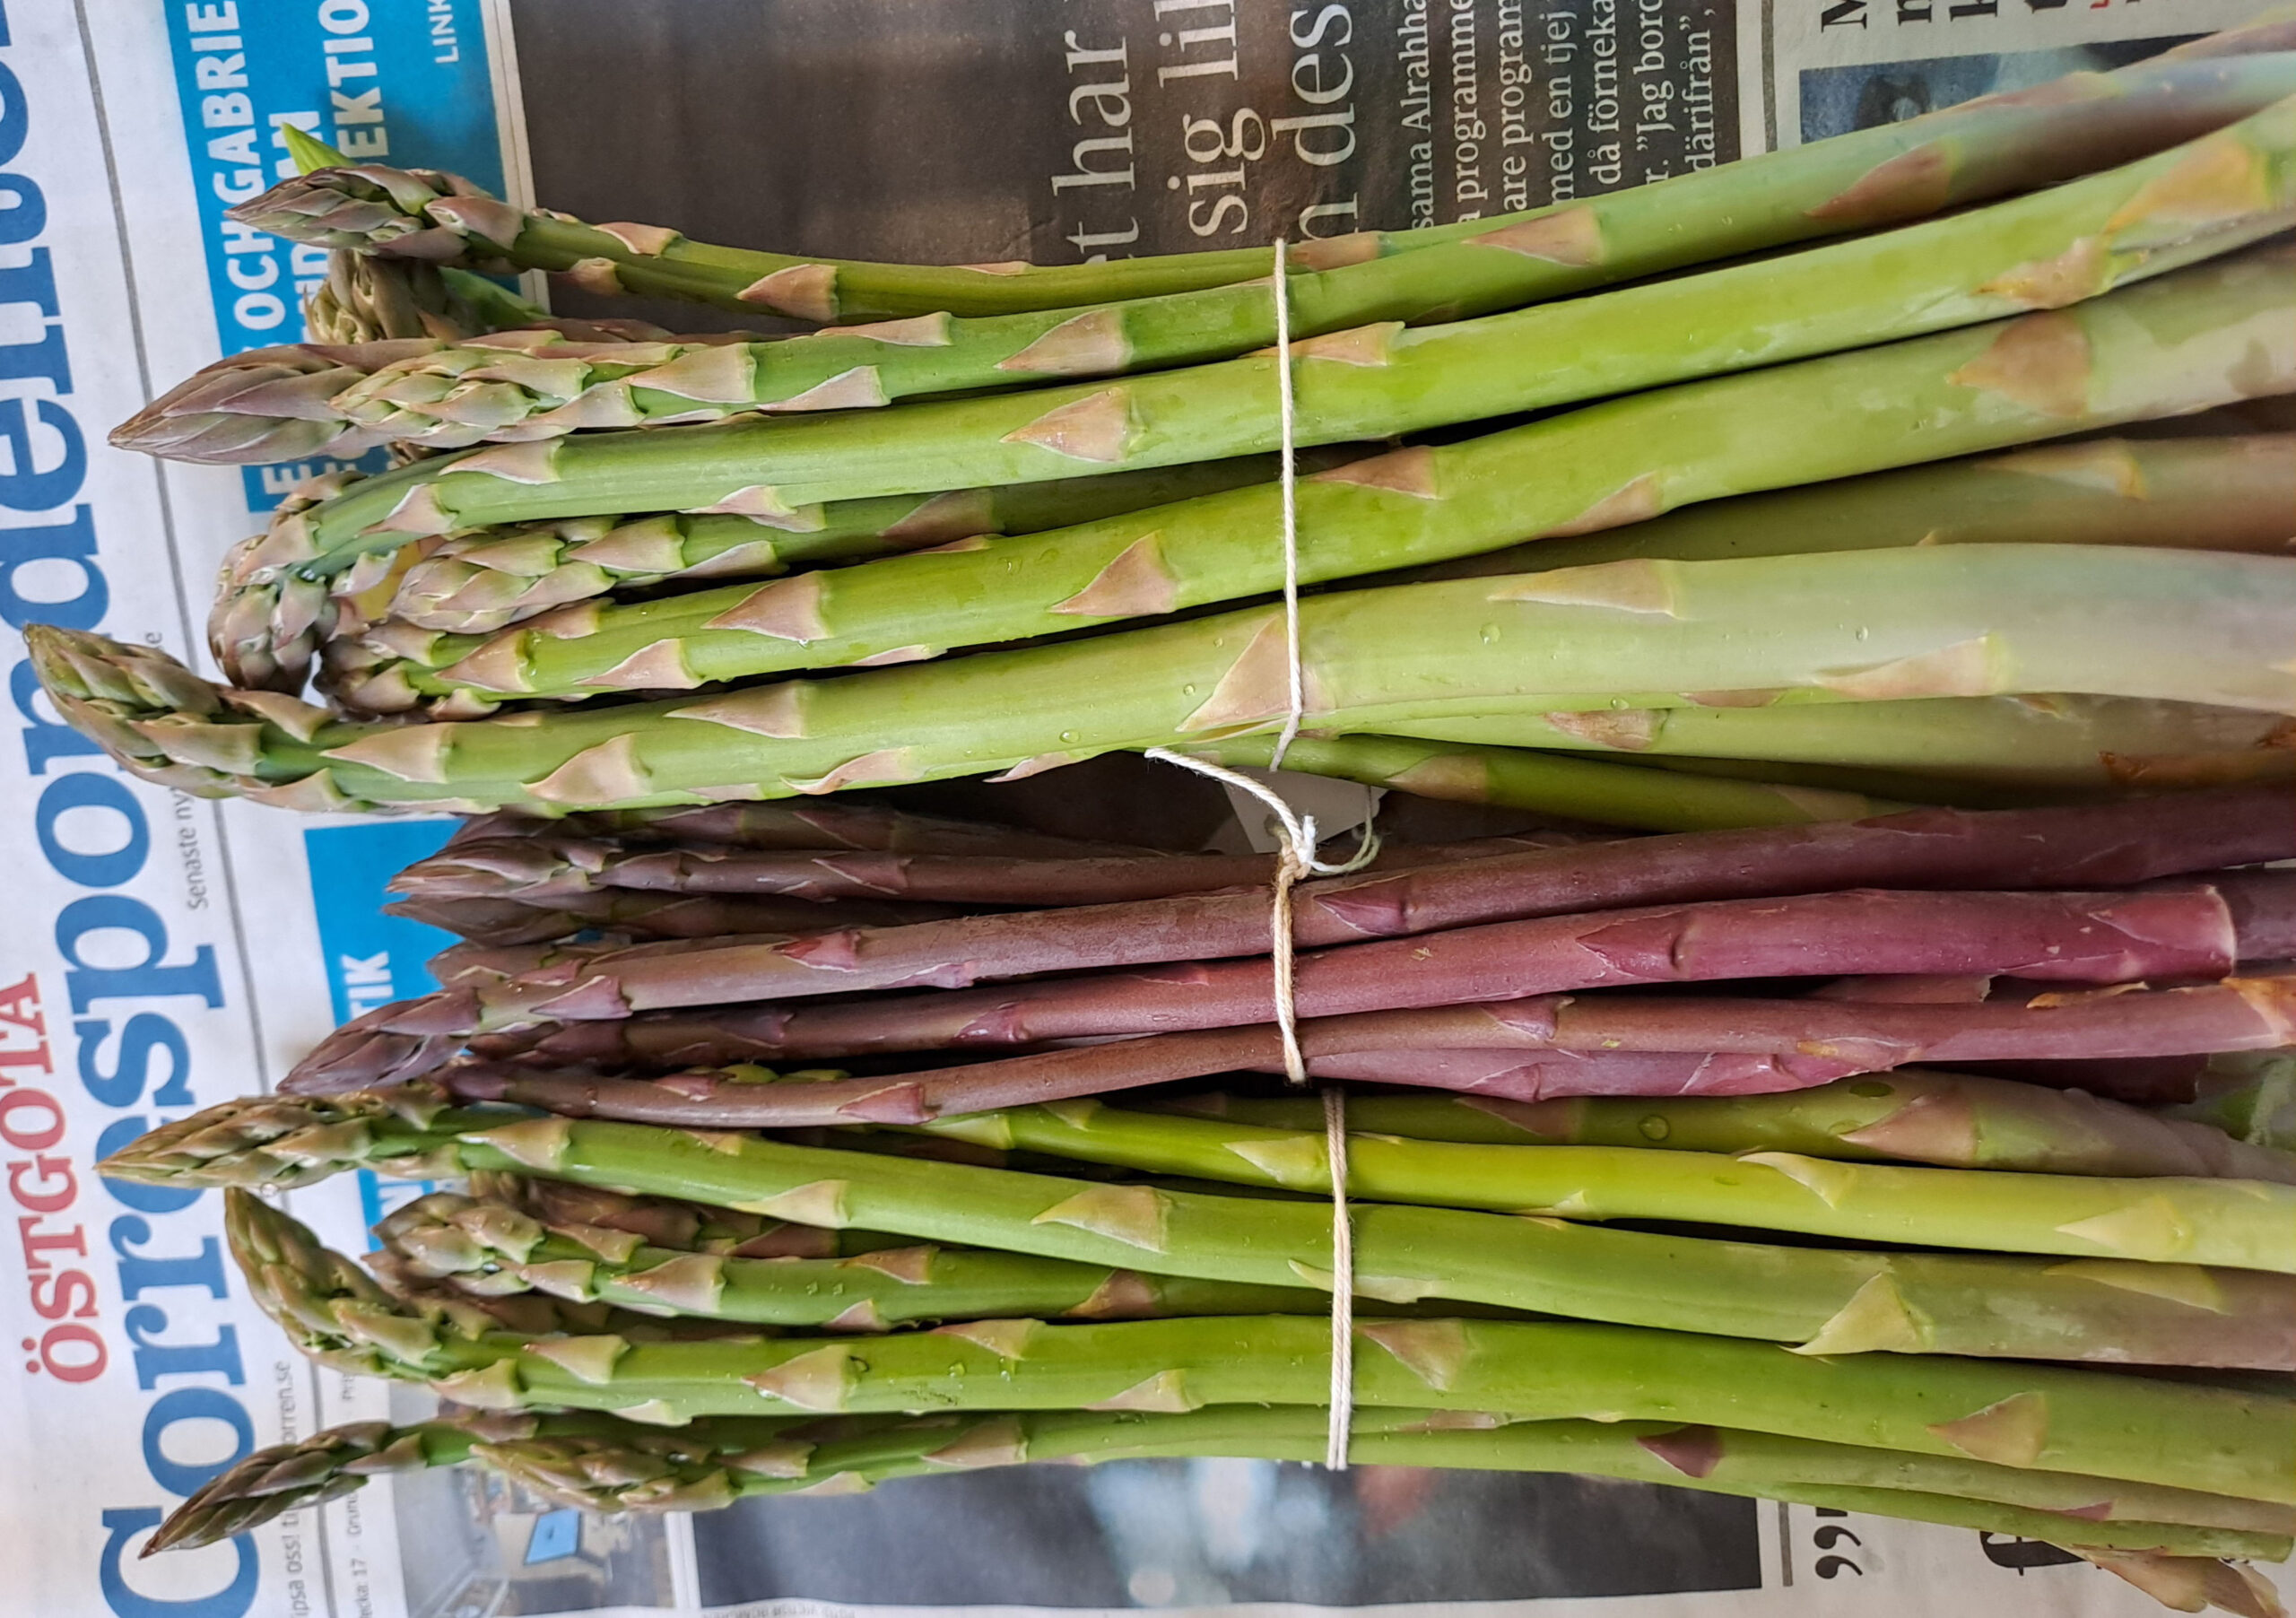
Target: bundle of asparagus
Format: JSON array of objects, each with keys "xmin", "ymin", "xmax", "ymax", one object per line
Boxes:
[
  {"xmin": 107, "ymin": 1056, "xmax": 2296, "ymax": 1609},
  {"xmin": 97, "ymin": 789, "xmax": 2296, "ymax": 1601},
  {"xmin": 34, "ymin": 15, "xmax": 2296, "ymax": 827},
  {"xmin": 274, "ymin": 787, "xmax": 2296, "ymax": 1114},
  {"xmin": 56, "ymin": 14, "xmax": 2296, "ymax": 1605}
]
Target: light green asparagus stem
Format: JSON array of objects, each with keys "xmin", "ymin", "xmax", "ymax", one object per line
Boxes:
[
  {"xmin": 1406, "ymin": 432, "xmax": 2296, "ymax": 583},
  {"xmin": 151, "ymin": 1405, "xmax": 2295, "ymax": 1560},
  {"xmin": 701, "ymin": 1408, "xmax": 2296, "ymax": 1543},
  {"xmin": 376, "ymin": 1187, "xmax": 1331, "ymax": 1329},
  {"xmin": 1384, "ymin": 696, "xmax": 2296, "ymax": 791},
  {"xmin": 304, "ymin": 81, "xmax": 2296, "ymax": 453},
  {"xmin": 477, "ymin": 1409, "xmax": 2293, "ymax": 1560},
  {"xmin": 1191, "ymin": 734, "xmax": 1920, "ymax": 831},
  {"xmin": 217, "ymin": 1187, "xmax": 2296, "ymax": 1505},
  {"xmin": 229, "ymin": 43, "xmax": 2296, "ymax": 327},
  {"xmin": 372, "ymin": 451, "xmax": 1361, "ymax": 643},
  {"xmin": 1170, "ymin": 1071, "xmax": 2296, "ymax": 1181},
  {"xmin": 254, "ymin": 125, "xmax": 2296, "ymax": 575},
  {"xmin": 115, "ymin": 1094, "xmax": 2296, "ymax": 1366},
  {"xmin": 2169, "ymin": 1055, "xmax": 2296, "ymax": 1153},
  {"xmin": 917, "ymin": 1100, "xmax": 2296, "ymax": 1274}
]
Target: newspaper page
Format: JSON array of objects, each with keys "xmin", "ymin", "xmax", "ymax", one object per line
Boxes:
[{"xmin": 3, "ymin": 2, "xmax": 2286, "ymax": 1616}]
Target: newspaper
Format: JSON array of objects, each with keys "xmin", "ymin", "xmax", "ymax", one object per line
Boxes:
[{"xmin": 1, "ymin": 2, "xmax": 2283, "ymax": 1615}]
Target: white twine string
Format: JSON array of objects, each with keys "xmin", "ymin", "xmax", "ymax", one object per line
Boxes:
[
  {"xmin": 1323, "ymin": 1083, "xmax": 1355, "ymax": 1470},
  {"xmin": 1144, "ymin": 237, "xmax": 1360, "ymax": 1471}
]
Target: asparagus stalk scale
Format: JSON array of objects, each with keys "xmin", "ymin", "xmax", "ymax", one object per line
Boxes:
[
  {"xmin": 230, "ymin": 143, "xmax": 2296, "ymax": 596},
  {"xmin": 2078, "ymin": 1551, "xmax": 2292, "ymax": 1616},
  {"xmin": 1174, "ymin": 1070, "xmax": 2296, "ymax": 1182},
  {"xmin": 152, "ymin": 1406, "xmax": 2296, "ymax": 1558},
  {"xmin": 207, "ymin": 1187, "xmax": 2296, "ymax": 1505},
  {"xmin": 225, "ymin": 44, "xmax": 2296, "ymax": 327}
]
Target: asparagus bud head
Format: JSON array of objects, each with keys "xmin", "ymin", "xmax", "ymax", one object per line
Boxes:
[
  {"xmin": 306, "ymin": 253, "xmax": 491, "ymax": 345},
  {"xmin": 232, "ymin": 164, "xmax": 511, "ymax": 267},
  {"xmin": 226, "ymin": 1187, "xmax": 479, "ymax": 1378},
  {"xmin": 109, "ymin": 345, "xmax": 400, "ymax": 465},
  {"xmin": 146, "ymin": 1418, "xmax": 501, "ymax": 1553},
  {"xmin": 22, "ymin": 625, "xmax": 282, "ymax": 794},
  {"xmin": 97, "ymin": 1083, "xmax": 474, "ymax": 1191}
]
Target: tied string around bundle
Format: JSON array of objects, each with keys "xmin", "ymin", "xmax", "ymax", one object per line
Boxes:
[{"xmin": 1144, "ymin": 237, "xmax": 1368, "ymax": 1472}]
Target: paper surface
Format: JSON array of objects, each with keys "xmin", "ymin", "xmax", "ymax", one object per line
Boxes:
[{"xmin": 1, "ymin": 2, "xmax": 2283, "ymax": 1614}]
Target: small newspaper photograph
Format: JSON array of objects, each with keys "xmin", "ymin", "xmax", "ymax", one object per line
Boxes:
[{"xmin": 4, "ymin": 2, "xmax": 2291, "ymax": 1617}]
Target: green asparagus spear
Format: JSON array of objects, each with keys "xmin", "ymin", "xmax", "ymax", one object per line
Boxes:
[
  {"xmin": 262, "ymin": 84, "xmax": 2296, "ymax": 454},
  {"xmin": 914, "ymin": 1100, "xmax": 2296, "ymax": 1273},
  {"xmin": 1402, "ymin": 432, "xmax": 2296, "ymax": 584},
  {"xmin": 1172, "ymin": 1072, "xmax": 2296, "ymax": 1181},
  {"xmin": 376, "ymin": 1187, "xmax": 1330, "ymax": 1329},
  {"xmin": 41, "ymin": 534, "xmax": 2296, "ymax": 815},
  {"xmin": 152, "ymin": 1406, "xmax": 2296, "ymax": 1557},
  {"xmin": 477, "ymin": 1411, "xmax": 2292, "ymax": 1561},
  {"xmin": 244, "ymin": 129, "xmax": 2296, "ymax": 578},
  {"xmin": 281, "ymin": 252, "xmax": 2296, "ymax": 718},
  {"xmin": 1384, "ymin": 696, "xmax": 2296, "ymax": 791},
  {"xmin": 111, "ymin": 1097, "xmax": 2296, "ymax": 1364},
  {"xmin": 227, "ymin": 44, "xmax": 2296, "ymax": 325},
  {"xmin": 213, "ymin": 240, "xmax": 2296, "ymax": 702},
  {"xmin": 216, "ymin": 1189, "xmax": 2296, "ymax": 1505},
  {"xmin": 1192, "ymin": 734, "xmax": 1920, "ymax": 831}
]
